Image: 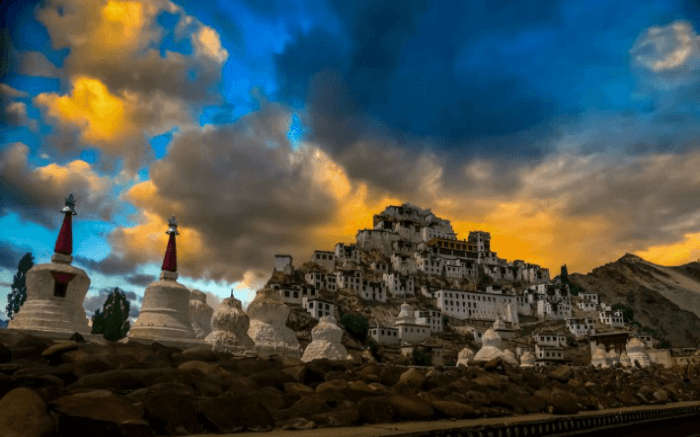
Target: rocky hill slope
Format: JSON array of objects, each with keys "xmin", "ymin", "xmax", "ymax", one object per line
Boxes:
[{"xmin": 570, "ymin": 254, "xmax": 700, "ymax": 347}]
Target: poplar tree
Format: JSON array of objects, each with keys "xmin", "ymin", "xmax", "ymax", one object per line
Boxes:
[
  {"xmin": 91, "ymin": 288, "xmax": 130, "ymax": 341},
  {"xmin": 6, "ymin": 252, "xmax": 34, "ymax": 320}
]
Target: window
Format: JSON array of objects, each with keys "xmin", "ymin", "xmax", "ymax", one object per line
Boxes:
[{"xmin": 54, "ymin": 281, "xmax": 68, "ymax": 297}]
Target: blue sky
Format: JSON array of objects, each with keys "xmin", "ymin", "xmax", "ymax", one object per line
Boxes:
[{"xmin": 1, "ymin": 0, "xmax": 699, "ymax": 319}]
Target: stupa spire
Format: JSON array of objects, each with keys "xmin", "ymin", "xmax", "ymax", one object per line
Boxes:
[
  {"xmin": 161, "ymin": 216, "xmax": 179, "ymax": 276},
  {"xmin": 54, "ymin": 194, "xmax": 77, "ymax": 257}
]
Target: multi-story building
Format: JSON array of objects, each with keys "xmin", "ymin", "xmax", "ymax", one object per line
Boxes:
[
  {"xmin": 311, "ymin": 250, "xmax": 335, "ymax": 272},
  {"xmin": 534, "ymin": 343, "xmax": 565, "ymax": 365},
  {"xmin": 599, "ymin": 310, "xmax": 625, "ymax": 328},
  {"xmin": 395, "ymin": 302, "xmax": 431, "ymax": 344},
  {"xmin": 533, "ymin": 332, "xmax": 567, "ymax": 348},
  {"xmin": 435, "ymin": 288, "xmax": 519, "ymax": 323},
  {"xmin": 383, "ymin": 273, "xmax": 415, "ymax": 297},
  {"xmin": 336, "ymin": 269, "xmax": 362, "ymax": 292},
  {"xmin": 360, "ymin": 279, "xmax": 387, "ymax": 302},
  {"xmin": 368, "ymin": 326, "xmax": 400, "ymax": 346},
  {"xmin": 577, "ymin": 292, "xmax": 599, "ymax": 312},
  {"xmin": 414, "ymin": 309, "xmax": 443, "ymax": 333},
  {"xmin": 566, "ymin": 317, "xmax": 596, "ymax": 338},
  {"xmin": 303, "ymin": 297, "xmax": 336, "ymax": 319}
]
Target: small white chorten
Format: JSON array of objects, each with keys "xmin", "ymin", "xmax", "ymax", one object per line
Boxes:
[
  {"xmin": 473, "ymin": 328, "xmax": 504, "ymax": 362},
  {"xmin": 456, "ymin": 347, "xmax": 474, "ymax": 367},
  {"xmin": 189, "ymin": 289, "xmax": 214, "ymax": 338},
  {"xmin": 591, "ymin": 345, "xmax": 609, "ymax": 368},
  {"xmin": 205, "ymin": 292, "xmax": 254, "ymax": 353},
  {"xmin": 520, "ymin": 350, "xmax": 536, "ymax": 368},
  {"xmin": 502, "ymin": 349, "xmax": 519, "ymax": 366},
  {"xmin": 129, "ymin": 217, "xmax": 197, "ymax": 344},
  {"xmin": 626, "ymin": 338, "xmax": 651, "ymax": 368},
  {"xmin": 620, "ymin": 350, "xmax": 632, "ymax": 367},
  {"xmin": 247, "ymin": 287, "xmax": 300, "ymax": 357},
  {"xmin": 301, "ymin": 315, "xmax": 350, "ymax": 362},
  {"xmin": 9, "ymin": 194, "xmax": 90, "ymax": 336}
]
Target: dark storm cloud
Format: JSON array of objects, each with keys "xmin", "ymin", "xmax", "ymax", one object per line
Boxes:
[
  {"xmin": 125, "ymin": 274, "xmax": 155, "ymax": 287},
  {"xmin": 0, "ymin": 241, "xmax": 30, "ymax": 270},
  {"xmin": 83, "ymin": 287, "xmax": 142, "ymax": 318},
  {"xmin": 110, "ymin": 103, "xmax": 339, "ymax": 282},
  {"xmin": 74, "ymin": 254, "xmax": 137, "ymax": 276},
  {"xmin": 0, "ymin": 143, "xmax": 113, "ymax": 227}
]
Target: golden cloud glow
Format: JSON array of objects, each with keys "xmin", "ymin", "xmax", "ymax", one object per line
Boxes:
[
  {"xmin": 194, "ymin": 25, "xmax": 229, "ymax": 63},
  {"xmin": 636, "ymin": 232, "xmax": 700, "ymax": 266},
  {"xmin": 98, "ymin": 0, "xmax": 147, "ymax": 52},
  {"xmin": 35, "ymin": 159, "xmax": 109, "ymax": 192},
  {"xmin": 35, "ymin": 76, "xmax": 133, "ymax": 144}
]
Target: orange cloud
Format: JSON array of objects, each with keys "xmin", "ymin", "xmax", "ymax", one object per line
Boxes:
[
  {"xmin": 35, "ymin": 76, "xmax": 133, "ymax": 145},
  {"xmin": 636, "ymin": 232, "xmax": 700, "ymax": 266}
]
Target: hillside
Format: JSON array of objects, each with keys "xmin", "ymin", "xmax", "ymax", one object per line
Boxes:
[{"xmin": 569, "ymin": 254, "xmax": 700, "ymax": 347}]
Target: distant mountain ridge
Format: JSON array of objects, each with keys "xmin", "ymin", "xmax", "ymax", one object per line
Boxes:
[{"xmin": 570, "ymin": 254, "xmax": 700, "ymax": 347}]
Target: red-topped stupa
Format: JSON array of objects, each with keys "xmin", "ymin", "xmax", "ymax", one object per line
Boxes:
[
  {"xmin": 9, "ymin": 194, "xmax": 91, "ymax": 336},
  {"xmin": 129, "ymin": 216, "xmax": 197, "ymax": 345}
]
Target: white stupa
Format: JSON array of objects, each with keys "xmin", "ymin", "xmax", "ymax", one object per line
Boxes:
[
  {"xmin": 205, "ymin": 292, "xmax": 254, "ymax": 353},
  {"xmin": 620, "ymin": 350, "xmax": 632, "ymax": 367},
  {"xmin": 473, "ymin": 328, "xmax": 505, "ymax": 362},
  {"xmin": 129, "ymin": 217, "xmax": 197, "ymax": 345},
  {"xmin": 301, "ymin": 315, "xmax": 350, "ymax": 362},
  {"xmin": 626, "ymin": 338, "xmax": 651, "ymax": 368},
  {"xmin": 591, "ymin": 345, "xmax": 609, "ymax": 368},
  {"xmin": 189, "ymin": 289, "xmax": 214, "ymax": 339},
  {"xmin": 456, "ymin": 347, "xmax": 474, "ymax": 367},
  {"xmin": 9, "ymin": 194, "xmax": 90, "ymax": 337},
  {"xmin": 247, "ymin": 287, "xmax": 300, "ymax": 358},
  {"xmin": 502, "ymin": 349, "xmax": 519, "ymax": 366},
  {"xmin": 520, "ymin": 350, "xmax": 535, "ymax": 368}
]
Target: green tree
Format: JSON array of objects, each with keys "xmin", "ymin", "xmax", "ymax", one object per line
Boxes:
[
  {"xmin": 339, "ymin": 313, "xmax": 369, "ymax": 341},
  {"xmin": 91, "ymin": 288, "xmax": 130, "ymax": 341},
  {"xmin": 560, "ymin": 265, "xmax": 569, "ymax": 284},
  {"xmin": 6, "ymin": 253, "xmax": 34, "ymax": 320}
]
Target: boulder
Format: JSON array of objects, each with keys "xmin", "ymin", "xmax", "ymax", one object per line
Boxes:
[
  {"xmin": 301, "ymin": 315, "xmax": 350, "ymax": 362},
  {"xmin": 388, "ymin": 394, "xmax": 434, "ymax": 420},
  {"xmin": 431, "ymin": 400, "xmax": 477, "ymax": 418},
  {"xmin": 397, "ymin": 367, "xmax": 426, "ymax": 388},
  {"xmin": 198, "ymin": 393, "xmax": 274, "ymax": 432},
  {"xmin": 0, "ymin": 388, "xmax": 54, "ymax": 437},
  {"xmin": 140, "ymin": 383, "xmax": 200, "ymax": 435},
  {"xmin": 358, "ymin": 396, "xmax": 395, "ymax": 423},
  {"xmin": 247, "ymin": 288, "xmax": 300, "ymax": 358},
  {"xmin": 205, "ymin": 295, "xmax": 254, "ymax": 354},
  {"xmin": 549, "ymin": 365, "xmax": 573, "ymax": 383},
  {"xmin": 41, "ymin": 341, "xmax": 79, "ymax": 364},
  {"xmin": 51, "ymin": 390, "xmax": 151, "ymax": 437},
  {"xmin": 189, "ymin": 289, "xmax": 214, "ymax": 338}
]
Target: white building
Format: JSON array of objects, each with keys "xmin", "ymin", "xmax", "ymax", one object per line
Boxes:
[
  {"xmin": 599, "ymin": 310, "xmax": 625, "ymax": 328},
  {"xmin": 395, "ymin": 302, "xmax": 431, "ymax": 344},
  {"xmin": 272, "ymin": 283, "xmax": 317, "ymax": 305},
  {"xmin": 311, "ymin": 250, "xmax": 335, "ymax": 271},
  {"xmin": 355, "ymin": 229, "xmax": 399, "ymax": 253},
  {"xmin": 435, "ymin": 289, "xmax": 519, "ymax": 324},
  {"xmin": 360, "ymin": 279, "xmax": 387, "ymax": 302},
  {"xmin": 335, "ymin": 243, "xmax": 360, "ymax": 263},
  {"xmin": 383, "ymin": 273, "xmax": 415, "ymax": 297},
  {"xmin": 536, "ymin": 297, "xmax": 572, "ymax": 320},
  {"xmin": 305, "ymin": 271, "xmax": 337, "ymax": 293},
  {"xmin": 414, "ymin": 252, "xmax": 444, "ymax": 276},
  {"xmin": 566, "ymin": 317, "xmax": 596, "ymax": 338},
  {"xmin": 336, "ymin": 269, "xmax": 362, "ymax": 292},
  {"xmin": 535, "ymin": 343, "xmax": 565, "ymax": 365},
  {"xmin": 444, "ymin": 258, "xmax": 471, "ymax": 280},
  {"xmin": 414, "ymin": 309, "xmax": 443, "ymax": 333},
  {"xmin": 368, "ymin": 326, "xmax": 400, "ymax": 346},
  {"xmin": 577, "ymin": 292, "xmax": 599, "ymax": 312},
  {"xmin": 533, "ymin": 332, "xmax": 567, "ymax": 347},
  {"xmin": 273, "ymin": 254, "xmax": 294, "ymax": 274},
  {"xmin": 303, "ymin": 297, "xmax": 336, "ymax": 319},
  {"xmin": 391, "ymin": 253, "xmax": 417, "ymax": 275}
]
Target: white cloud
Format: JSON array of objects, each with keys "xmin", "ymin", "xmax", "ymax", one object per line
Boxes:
[{"xmin": 631, "ymin": 20, "xmax": 699, "ymax": 72}]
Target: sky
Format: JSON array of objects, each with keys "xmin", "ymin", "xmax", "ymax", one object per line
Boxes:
[{"xmin": 1, "ymin": 0, "xmax": 699, "ymax": 318}]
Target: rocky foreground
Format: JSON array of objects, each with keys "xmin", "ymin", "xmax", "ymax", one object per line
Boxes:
[{"xmin": 1, "ymin": 330, "xmax": 699, "ymax": 437}]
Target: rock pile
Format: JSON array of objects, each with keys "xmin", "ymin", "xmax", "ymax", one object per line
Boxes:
[
  {"xmin": 301, "ymin": 315, "xmax": 350, "ymax": 363},
  {"xmin": 205, "ymin": 295, "xmax": 254, "ymax": 354},
  {"xmin": 0, "ymin": 329, "xmax": 699, "ymax": 436}
]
